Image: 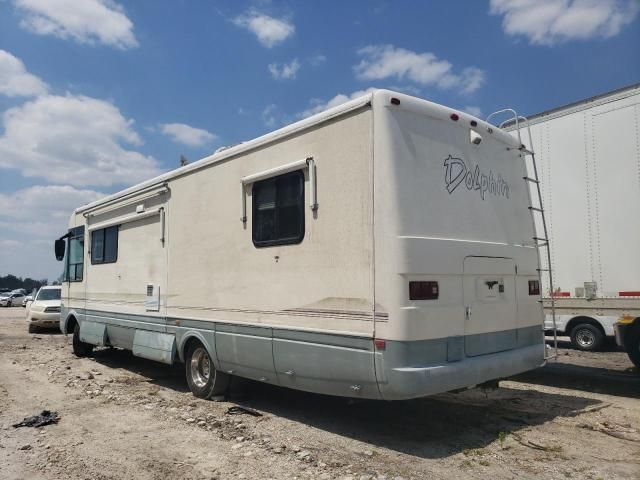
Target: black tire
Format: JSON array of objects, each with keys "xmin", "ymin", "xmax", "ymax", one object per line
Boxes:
[
  {"xmin": 624, "ymin": 325, "xmax": 640, "ymax": 369},
  {"xmin": 28, "ymin": 323, "xmax": 37, "ymax": 333},
  {"xmin": 6, "ymin": 300, "xmax": 11, "ymax": 307},
  {"xmin": 185, "ymin": 341, "xmax": 229, "ymax": 399},
  {"xmin": 570, "ymin": 323, "xmax": 604, "ymax": 352},
  {"xmin": 72, "ymin": 323, "xmax": 94, "ymax": 357}
]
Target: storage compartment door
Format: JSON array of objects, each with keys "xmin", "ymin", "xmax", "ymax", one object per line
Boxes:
[{"xmin": 463, "ymin": 256, "xmax": 517, "ymax": 356}]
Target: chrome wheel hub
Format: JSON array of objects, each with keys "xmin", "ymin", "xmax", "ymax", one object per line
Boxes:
[
  {"xmin": 576, "ymin": 329, "xmax": 595, "ymax": 348},
  {"xmin": 190, "ymin": 347, "xmax": 211, "ymax": 388}
]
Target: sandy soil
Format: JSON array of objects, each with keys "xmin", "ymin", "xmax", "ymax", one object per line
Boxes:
[{"xmin": 1, "ymin": 307, "xmax": 639, "ymax": 480}]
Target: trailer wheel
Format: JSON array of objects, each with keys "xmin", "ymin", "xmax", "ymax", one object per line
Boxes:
[
  {"xmin": 624, "ymin": 325, "xmax": 640, "ymax": 369},
  {"xmin": 72, "ymin": 323, "xmax": 93, "ymax": 357},
  {"xmin": 185, "ymin": 341, "xmax": 229, "ymax": 399},
  {"xmin": 569, "ymin": 323, "xmax": 604, "ymax": 351}
]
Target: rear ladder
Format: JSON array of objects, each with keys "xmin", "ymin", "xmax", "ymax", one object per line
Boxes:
[{"xmin": 487, "ymin": 109, "xmax": 558, "ymax": 360}]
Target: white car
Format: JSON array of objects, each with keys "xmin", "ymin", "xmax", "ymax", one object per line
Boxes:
[
  {"xmin": 0, "ymin": 292, "xmax": 26, "ymax": 307},
  {"xmin": 25, "ymin": 286, "xmax": 61, "ymax": 333},
  {"xmin": 22, "ymin": 294, "xmax": 34, "ymax": 307}
]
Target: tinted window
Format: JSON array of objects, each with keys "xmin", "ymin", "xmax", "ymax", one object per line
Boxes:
[
  {"xmin": 91, "ymin": 226, "xmax": 118, "ymax": 264},
  {"xmin": 252, "ymin": 170, "xmax": 304, "ymax": 247},
  {"xmin": 36, "ymin": 289, "xmax": 61, "ymax": 301},
  {"xmin": 65, "ymin": 226, "xmax": 84, "ymax": 282}
]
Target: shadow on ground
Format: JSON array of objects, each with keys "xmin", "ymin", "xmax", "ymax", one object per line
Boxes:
[
  {"xmin": 87, "ymin": 347, "xmax": 609, "ymax": 459},
  {"xmin": 513, "ymin": 362, "xmax": 640, "ymax": 399}
]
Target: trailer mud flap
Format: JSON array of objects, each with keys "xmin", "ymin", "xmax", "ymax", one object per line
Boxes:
[
  {"xmin": 79, "ymin": 321, "xmax": 107, "ymax": 346},
  {"xmin": 132, "ymin": 330, "xmax": 176, "ymax": 365}
]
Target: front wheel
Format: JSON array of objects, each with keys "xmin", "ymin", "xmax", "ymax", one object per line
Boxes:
[
  {"xmin": 185, "ymin": 342, "xmax": 229, "ymax": 399},
  {"xmin": 72, "ymin": 323, "xmax": 94, "ymax": 357},
  {"xmin": 624, "ymin": 325, "xmax": 640, "ymax": 369},
  {"xmin": 570, "ymin": 323, "xmax": 604, "ymax": 352}
]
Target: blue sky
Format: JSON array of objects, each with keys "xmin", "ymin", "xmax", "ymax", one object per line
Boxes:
[{"xmin": 1, "ymin": 0, "xmax": 639, "ymax": 281}]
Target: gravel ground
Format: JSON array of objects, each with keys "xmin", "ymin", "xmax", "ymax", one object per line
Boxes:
[{"xmin": 1, "ymin": 307, "xmax": 639, "ymax": 480}]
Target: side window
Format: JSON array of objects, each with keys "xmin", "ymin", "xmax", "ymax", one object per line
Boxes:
[
  {"xmin": 91, "ymin": 226, "xmax": 118, "ymax": 264},
  {"xmin": 66, "ymin": 227, "xmax": 85, "ymax": 282},
  {"xmin": 252, "ymin": 170, "xmax": 305, "ymax": 247}
]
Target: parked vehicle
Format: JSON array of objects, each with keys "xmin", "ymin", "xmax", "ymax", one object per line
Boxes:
[
  {"xmin": 54, "ymin": 90, "xmax": 546, "ymax": 401},
  {"xmin": 25, "ymin": 286, "xmax": 62, "ymax": 333},
  {"xmin": 505, "ymin": 83, "xmax": 640, "ymax": 351},
  {"xmin": 0, "ymin": 292, "xmax": 25, "ymax": 307},
  {"xmin": 615, "ymin": 315, "xmax": 640, "ymax": 369}
]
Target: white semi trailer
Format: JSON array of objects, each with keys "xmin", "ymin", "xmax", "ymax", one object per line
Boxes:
[{"xmin": 506, "ymin": 83, "xmax": 640, "ymax": 354}]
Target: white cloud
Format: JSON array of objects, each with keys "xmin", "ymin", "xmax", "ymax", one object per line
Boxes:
[
  {"xmin": 13, "ymin": 0, "xmax": 138, "ymax": 49},
  {"xmin": 232, "ymin": 10, "xmax": 294, "ymax": 47},
  {"xmin": 0, "ymin": 94, "xmax": 161, "ymax": 187},
  {"xmin": 0, "ymin": 185, "xmax": 105, "ymax": 279},
  {"xmin": 297, "ymin": 88, "xmax": 378, "ymax": 119},
  {"xmin": 308, "ymin": 54, "xmax": 327, "ymax": 67},
  {"xmin": 354, "ymin": 45, "xmax": 486, "ymax": 94},
  {"xmin": 262, "ymin": 104, "xmax": 283, "ymax": 128},
  {"xmin": 0, "ymin": 185, "xmax": 103, "ymax": 227},
  {"xmin": 160, "ymin": 123, "xmax": 217, "ymax": 148},
  {"xmin": 268, "ymin": 58, "xmax": 300, "ymax": 80},
  {"xmin": 490, "ymin": 0, "xmax": 640, "ymax": 45},
  {"xmin": 0, "ymin": 50, "xmax": 49, "ymax": 97},
  {"xmin": 463, "ymin": 105, "xmax": 483, "ymax": 118}
]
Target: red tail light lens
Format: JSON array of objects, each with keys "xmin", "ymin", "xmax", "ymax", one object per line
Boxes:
[
  {"xmin": 409, "ymin": 281, "xmax": 439, "ymax": 300},
  {"xmin": 528, "ymin": 280, "xmax": 540, "ymax": 295}
]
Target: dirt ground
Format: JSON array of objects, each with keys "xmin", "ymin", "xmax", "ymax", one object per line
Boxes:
[{"xmin": 1, "ymin": 308, "xmax": 639, "ymax": 480}]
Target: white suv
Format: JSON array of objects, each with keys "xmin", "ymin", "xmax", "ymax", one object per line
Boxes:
[{"xmin": 25, "ymin": 286, "xmax": 62, "ymax": 333}]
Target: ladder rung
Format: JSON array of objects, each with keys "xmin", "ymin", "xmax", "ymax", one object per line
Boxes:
[
  {"xmin": 537, "ymin": 268, "xmax": 550, "ymax": 272},
  {"xmin": 528, "ymin": 206, "xmax": 544, "ymax": 213},
  {"xmin": 523, "ymin": 176, "xmax": 539, "ymax": 184},
  {"xmin": 533, "ymin": 237, "xmax": 548, "ymax": 242}
]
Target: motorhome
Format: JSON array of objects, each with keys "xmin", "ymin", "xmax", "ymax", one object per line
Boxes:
[{"xmin": 55, "ymin": 90, "xmax": 546, "ymax": 400}]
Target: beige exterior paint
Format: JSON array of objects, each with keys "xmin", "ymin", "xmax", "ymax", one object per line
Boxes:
[{"xmin": 67, "ymin": 108, "xmax": 375, "ymax": 338}]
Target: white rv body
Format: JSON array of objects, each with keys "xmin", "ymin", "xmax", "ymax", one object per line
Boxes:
[
  {"xmin": 58, "ymin": 90, "xmax": 544, "ymax": 400},
  {"xmin": 506, "ymin": 84, "xmax": 640, "ymax": 343}
]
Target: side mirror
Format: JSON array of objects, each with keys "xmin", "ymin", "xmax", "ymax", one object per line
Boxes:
[{"xmin": 55, "ymin": 239, "xmax": 66, "ymax": 261}]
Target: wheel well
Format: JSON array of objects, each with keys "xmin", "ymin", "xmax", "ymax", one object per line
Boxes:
[
  {"xmin": 181, "ymin": 336, "xmax": 204, "ymax": 363},
  {"xmin": 565, "ymin": 316, "xmax": 605, "ymax": 336},
  {"xmin": 66, "ymin": 315, "xmax": 78, "ymax": 336}
]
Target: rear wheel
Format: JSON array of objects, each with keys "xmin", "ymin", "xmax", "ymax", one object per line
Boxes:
[
  {"xmin": 72, "ymin": 323, "xmax": 93, "ymax": 357},
  {"xmin": 28, "ymin": 323, "xmax": 37, "ymax": 333},
  {"xmin": 624, "ymin": 325, "xmax": 640, "ymax": 369},
  {"xmin": 185, "ymin": 341, "xmax": 229, "ymax": 399},
  {"xmin": 570, "ymin": 323, "xmax": 604, "ymax": 352}
]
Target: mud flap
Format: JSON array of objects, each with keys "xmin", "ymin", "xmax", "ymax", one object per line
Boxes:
[
  {"xmin": 132, "ymin": 330, "xmax": 176, "ymax": 364},
  {"xmin": 79, "ymin": 321, "xmax": 107, "ymax": 346}
]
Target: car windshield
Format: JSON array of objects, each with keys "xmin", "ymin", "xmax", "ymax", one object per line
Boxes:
[
  {"xmin": 36, "ymin": 289, "xmax": 61, "ymax": 301},
  {"xmin": 0, "ymin": 293, "xmax": 10, "ymax": 298}
]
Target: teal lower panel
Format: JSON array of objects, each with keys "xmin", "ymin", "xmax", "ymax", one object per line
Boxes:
[
  {"xmin": 132, "ymin": 330, "xmax": 176, "ymax": 364},
  {"xmin": 68, "ymin": 307, "xmax": 543, "ymax": 400},
  {"xmin": 273, "ymin": 338, "xmax": 378, "ymax": 398},
  {"xmin": 79, "ymin": 321, "xmax": 107, "ymax": 346}
]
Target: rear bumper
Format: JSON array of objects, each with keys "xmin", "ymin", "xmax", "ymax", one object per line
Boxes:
[{"xmin": 378, "ymin": 343, "xmax": 545, "ymax": 400}]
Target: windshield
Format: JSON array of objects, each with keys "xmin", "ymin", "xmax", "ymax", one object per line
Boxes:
[{"xmin": 36, "ymin": 289, "xmax": 61, "ymax": 301}]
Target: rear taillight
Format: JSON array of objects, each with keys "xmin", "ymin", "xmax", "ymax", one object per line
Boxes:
[
  {"xmin": 409, "ymin": 281, "xmax": 439, "ymax": 300},
  {"xmin": 528, "ymin": 280, "xmax": 540, "ymax": 296}
]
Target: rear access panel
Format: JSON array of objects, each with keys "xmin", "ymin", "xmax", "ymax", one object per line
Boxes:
[{"xmin": 463, "ymin": 256, "xmax": 517, "ymax": 357}]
